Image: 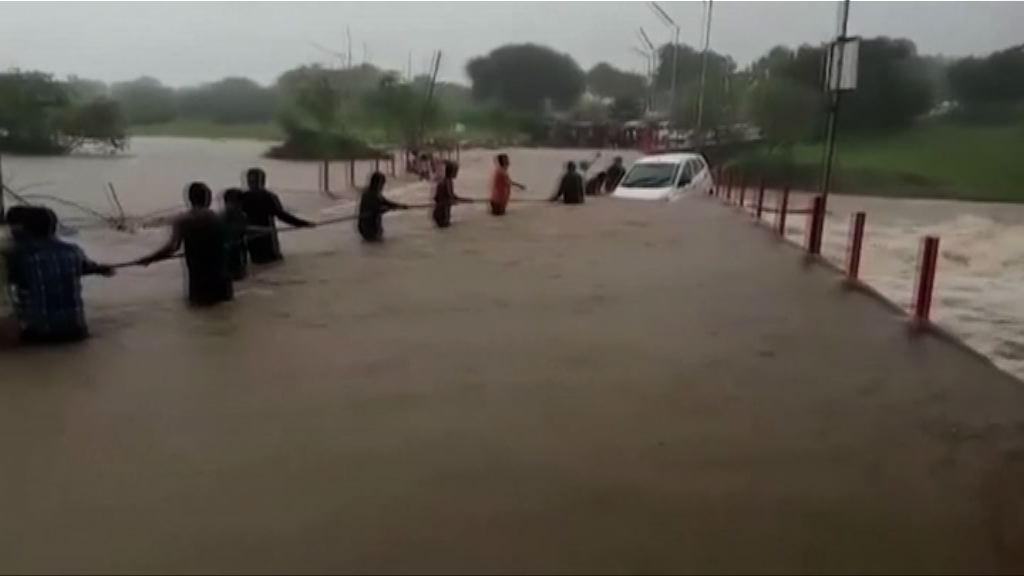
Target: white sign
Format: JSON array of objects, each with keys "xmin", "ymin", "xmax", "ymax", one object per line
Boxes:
[{"xmin": 825, "ymin": 37, "xmax": 860, "ymax": 92}]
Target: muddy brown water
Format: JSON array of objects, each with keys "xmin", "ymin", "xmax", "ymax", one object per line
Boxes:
[{"xmin": 3, "ymin": 137, "xmax": 1023, "ymax": 379}]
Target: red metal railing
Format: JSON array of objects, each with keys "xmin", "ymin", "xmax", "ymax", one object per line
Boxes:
[{"xmin": 914, "ymin": 236, "xmax": 941, "ymax": 323}]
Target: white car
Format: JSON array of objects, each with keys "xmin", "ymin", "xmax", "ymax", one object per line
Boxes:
[{"xmin": 612, "ymin": 152, "xmax": 714, "ymax": 201}]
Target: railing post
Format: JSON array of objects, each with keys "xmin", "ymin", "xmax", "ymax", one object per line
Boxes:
[
  {"xmin": 913, "ymin": 236, "xmax": 941, "ymax": 324},
  {"xmin": 738, "ymin": 175, "xmax": 747, "ymax": 208},
  {"xmin": 776, "ymin": 186, "xmax": 790, "ymax": 236},
  {"xmin": 725, "ymin": 172, "xmax": 733, "ymax": 203},
  {"xmin": 755, "ymin": 178, "xmax": 766, "ymax": 221},
  {"xmin": 349, "ymin": 159, "xmax": 356, "ymax": 186},
  {"xmin": 806, "ymin": 195, "xmax": 825, "ymax": 255},
  {"xmin": 322, "ymin": 160, "xmax": 330, "ymax": 194},
  {"xmin": 846, "ymin": 212, "xmax": 866, "ymax": 280}
]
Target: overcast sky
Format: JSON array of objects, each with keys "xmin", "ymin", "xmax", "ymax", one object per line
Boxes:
[{"xmin": 1, "ymin": 1, "xmax": 1021, "ymax": 87}]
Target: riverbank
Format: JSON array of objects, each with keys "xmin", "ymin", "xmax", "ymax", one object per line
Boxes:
[
  {"xmin": 128, "ymin": 120, "xmax": 283, "ymax": 141},
  {"xmin": 731, "ymin": 120, "xmax": 1024, "ymax": 202}
]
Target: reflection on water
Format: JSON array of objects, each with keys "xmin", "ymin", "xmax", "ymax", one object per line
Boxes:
[{"xmin": 5, "ymin": 138, "xmax": 1023, "ymax": 380}]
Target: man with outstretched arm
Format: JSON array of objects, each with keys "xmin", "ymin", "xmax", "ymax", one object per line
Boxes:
[
  {"xmin": 240, "ymin": 168, "xmax": 315, "ymax": 264},
  {"xmin": 136, "ymin": 182, "xmax": 233, "ymax": 307}
]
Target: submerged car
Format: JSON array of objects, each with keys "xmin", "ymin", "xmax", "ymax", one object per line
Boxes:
[{"xmin": 611, "ymin": 152, "xmax": 714, "ymax": 201}]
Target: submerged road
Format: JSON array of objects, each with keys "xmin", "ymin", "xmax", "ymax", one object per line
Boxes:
[{"xmin": 2, "ymin": 195, "xmax": 1023, "ymax": 573}]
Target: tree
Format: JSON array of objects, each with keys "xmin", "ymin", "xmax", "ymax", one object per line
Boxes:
[
  {"xmin": 747, "ymin": 78, "xmax": 821, "ymax": 150},
  {"xmin": 840, "ymin": 37, "xmax": 933, "ymax": 132},
  {"xmin": 655, "ymin": 44, "xmax": 736, "ymax": 94},
  {"xmin": 746, "ymin": 37, "xmax": 934, "ymax": 134},
  {"xmin": 177, "ymin": 77, "xmax": 278, "ymax": 124},
  {"xmin": 586, "ymin": 63, "xmax": 647, "ymax": 101},
  {"xmin": 363, "ymin": 74, "xmax": 439, "ymax": 145},
  {"xmin": 0, "ymin": 71, "xmax": 69, "ymax": 153},
  {"xmin": 0, "ymin": 71, "xmax": 125, "ymax": 154},
  {"xmin": 55, "ymin": 98, "xmax": 127, "ymax": 151},
  {"xmin": 610, "ymin": 97, "xmax": 643, "ymax": 122},
  {"xmin": 65, "ymin": 76, "xmax": 109, "ymax": 104},
  {"xmin": 466, "ymin": 44, "xmax": 585, "ymax": 113},
  {"xmin": 111, "ymin": 77, "xmax": 177, "ymax": 125},
  {"xmin": 276, "ymin": 63, "xmax": 386, "ymax": 108},
  {"xmin": 948, "ymin": 44, "xmax": 1024, "ymax": 115}
]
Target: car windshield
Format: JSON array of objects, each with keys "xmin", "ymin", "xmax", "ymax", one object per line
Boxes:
[{"xmin": 620, "ymin": 163, "xmax": 678, "ymax": 189}]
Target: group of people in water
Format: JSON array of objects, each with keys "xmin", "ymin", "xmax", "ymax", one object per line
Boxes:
[{"xmin": 0, "ymin": 153, "xmax": 628, "ymax": 345}]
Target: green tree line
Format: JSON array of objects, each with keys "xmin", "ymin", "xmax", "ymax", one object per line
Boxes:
[{"xmin": 2, "ymin": 39, "xmax": 1022, "ymax": 156}]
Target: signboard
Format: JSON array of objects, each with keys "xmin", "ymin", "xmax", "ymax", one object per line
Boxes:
[{"xmin": 824, "ymin": 37, "xmax": 860, "ymax": 92}]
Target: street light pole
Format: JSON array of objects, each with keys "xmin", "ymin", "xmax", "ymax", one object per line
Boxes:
[
  {"xmin": 671, "ymin": 25, "xmax": 679, "ymax": 120},
  {"xmin": 821, "ymin": 0, "xmax": 851, "ymax": 202},
  {"xmin": 0, "ymin": 154, "xmax": 5, "ymax": 222},
  {"xmin": 696, "ymin": 0, "xmax": 714, "ymax": 139},
  {"xmin": 650, "ymin": 2, "xmax": 680, "ymax": 123}
]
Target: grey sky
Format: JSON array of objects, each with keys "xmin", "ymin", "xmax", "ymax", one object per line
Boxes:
[{"xmin": 0, "ymin": 1, "xmax": 1021, "ymax": 87}]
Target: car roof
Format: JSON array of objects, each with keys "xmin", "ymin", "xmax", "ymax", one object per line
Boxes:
[{"xmin": 633, "ymin": 152, "xmax": 704, "ymax": 165}]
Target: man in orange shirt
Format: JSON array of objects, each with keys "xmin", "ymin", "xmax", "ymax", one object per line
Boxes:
[{"xmin": 489, "ymin": 153, "xmax": 526, "ymax": 216}]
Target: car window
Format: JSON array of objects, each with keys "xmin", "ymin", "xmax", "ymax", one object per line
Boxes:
[
  {"xmin": 678, "ymin": 162, "xmax": 693, "ymax": 186},
  {"xmin": 621, "ymin": 163, "xmax": 678, "ymax": 189}
]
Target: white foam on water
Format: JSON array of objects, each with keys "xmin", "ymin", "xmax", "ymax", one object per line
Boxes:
[{"xmin": 774, "ymin": 193, "xmax": 1024, "ymax": 381}]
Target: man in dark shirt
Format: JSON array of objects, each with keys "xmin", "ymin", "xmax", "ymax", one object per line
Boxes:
[
  {"xmin": 136, "ymin": 182, "xmax": 233, "ymax": 307},
  {"xmin": 240, "ymin": 168, "xmax": 315, "ymax": 264},
  {"xmin": 605, "ymin": 156, "xmax": 626, "ymax": 192},
  {"xmin": 433, "ymin": 161, "xmax": 470, "ymax": 228},
  {"xmin": 585, "ymin": 172, "xmax": 608, "ymax": 196},
  {"xmin": 221, "ymin": 188, "xmax": 249, "ymax": 281},
  {"xmin": 358, "ymin": 172, "xmax": 408, "ymax": 242},
  {"xmin": 7, "ymin": 206, "xmax": 115, "ymax": 343},
  {"xmin": 550, "ymin": 162, "xmax": 586, "ymax": 205}
]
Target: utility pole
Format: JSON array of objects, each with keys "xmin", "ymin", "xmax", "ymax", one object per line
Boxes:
[
  {"xmin": 0, "ymin": 154, "xmax": 5, "ymax": 222},
  {"xmin": 821, "ymin": 0, "xmax": 851, "ymax": 205},
  {"xmin": 650, "ymin": 2, "xmax": 680, "ymax": 123},
  {"xmin": 637, "ymin": 27, "xmax": 657, "ymax": 112},
  {"xmin": 418, "ymin": 51, "xmax": 442, "ymax": 148},
  {"xmin": 696, "ymin": 0, "xmax": 714, "ymax": 139},
  {"xmin": 346, "ymin": 26, "xmax": 353, "ymax": 69}
]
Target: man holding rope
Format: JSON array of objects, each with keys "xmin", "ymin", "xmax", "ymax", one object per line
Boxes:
[
  {"xmin": 489, "ymin": 153, "xmax": 526, "ymax": 216},
  {"xmin": 135, "ymin": 182, "xmax": 233, "ymax": 307},
  {"xmin": 241, "ymin": 168, "xmax": 315, "ymax": 264},
  {"xmin": 433, "ymin": 161, "xmax": 471, "ymax": 228},
  {"xmin": 6, "ymin": 206, "xmax": 115, "ymax": 343}
]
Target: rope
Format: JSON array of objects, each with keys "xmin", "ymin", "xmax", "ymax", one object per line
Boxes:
[{"xmin": 108, "ymin": 212, "xmax": 363, "ymax": 269}]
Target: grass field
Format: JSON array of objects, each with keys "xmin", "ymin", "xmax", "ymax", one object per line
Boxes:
[
  {"xmin": 129, "ymin": 120, "xmax": 284, "ymax": 141},
  {"xmin": 128, "ymin": 120, "xmax": 522, "ymax": 150},
  {"xmin": 734, "ymin": 120, "xmax": 1024, "ymax": 202}
]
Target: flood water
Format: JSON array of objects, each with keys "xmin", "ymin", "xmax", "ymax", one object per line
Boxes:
[{"xmin": 3, "ymin": 137, "xmax": 1023, "ymax": 380}]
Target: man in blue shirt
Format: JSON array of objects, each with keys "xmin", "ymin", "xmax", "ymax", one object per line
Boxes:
[{"xmin": 6, "ymin": 207, "xmax": 115, "ymax": 343}]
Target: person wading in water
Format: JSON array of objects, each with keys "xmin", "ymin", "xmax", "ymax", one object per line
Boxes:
[
  {"xmin": 550, "ymin": 161, "xmax": 586, "ymax": 205},
  {"xmin": 585, "ymin": 171, "xmax": 608, "ymax": 197},
  {"xmin": 604, "ymin": 156, "xmax": 626, "ymax": 192},
  {"xmin": 240, "ymin": 168, "xmax": 315, "ymax": 264},
  {"xmin": 358, "ymin": 172, "xmax": 409, "ymax": 242},
  {"xmin": 6, "ymin": 206, "xmax": 115, "ymax": 343},
  {"xmin": 221, "ymin": 188, "xmax": 249, "ymax": 281},
  {"xmin": 489, "ymin": 153, "xmax": 526, "ymax": 216},
  {"xmin": 433, "ymin": 161, "xmax": 470, "ymax": 228},
  {"xmin": 136, "ymin": 182, "xmax": 233, "ymax": 307}
]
